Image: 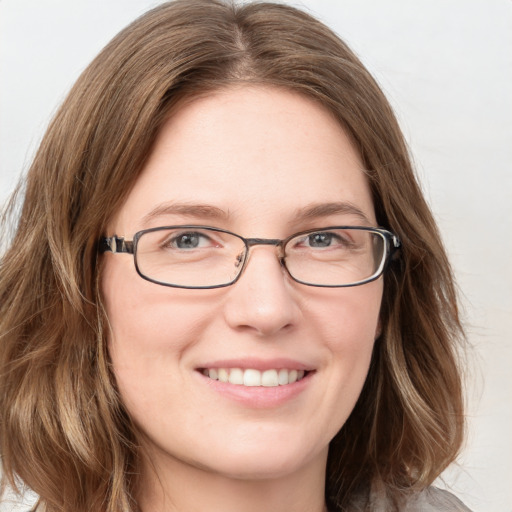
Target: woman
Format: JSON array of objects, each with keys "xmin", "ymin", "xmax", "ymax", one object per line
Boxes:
[{"xmin": 0, "ymin": 1, "xmax": 470, "ymax": 511}]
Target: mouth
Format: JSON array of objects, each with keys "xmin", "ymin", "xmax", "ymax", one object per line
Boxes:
[{"xmin": 199, "ymin": 367, "xmax": 311, "ymax": 387}]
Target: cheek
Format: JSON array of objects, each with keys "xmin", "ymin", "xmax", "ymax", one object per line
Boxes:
[
  {"xmin": 311, "ymin": 281, "xmax": 382, "ymax": 349},
  {"xmin": 315, "ymin": 283, "xmax": 382, "ymax": 398},
  {"xmin": 101, "ymin": 258, "xmax": 211, "ymax": 398},
  {"xmin": 102, "ymin": 255, "xmax": 203, "ymax": 343},
  {"xmin": 291, "ymin": 283, "xmax": 382, "ymax": 447}
]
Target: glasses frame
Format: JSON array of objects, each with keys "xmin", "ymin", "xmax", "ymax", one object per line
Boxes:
[{"xmin": 99, "ymin": 225, "xmax": 401, "ymax": 289}]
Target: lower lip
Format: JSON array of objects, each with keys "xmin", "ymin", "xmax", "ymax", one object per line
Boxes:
[{"xmin": 196, "ymin": 371, "xmax": 314, "ymax": 408}]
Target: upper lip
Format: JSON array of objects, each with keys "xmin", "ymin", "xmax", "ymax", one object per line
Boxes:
[{"xmin": 196, "ymin": 358, "xmax": 314, "ymax": 372}]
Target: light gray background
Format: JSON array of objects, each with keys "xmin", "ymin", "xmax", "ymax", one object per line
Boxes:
[{"xmin": 0, "ymin": 1, "xmax": 511, "ymax": 511}]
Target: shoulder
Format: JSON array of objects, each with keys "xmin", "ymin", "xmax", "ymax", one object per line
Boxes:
[
  {"xmin": 399, "ymin": 487, "xmax": 472, "ymax": 512},
  {"xmin": 332, "ymin": 486, "xmax": 472, "ymax": 512}
]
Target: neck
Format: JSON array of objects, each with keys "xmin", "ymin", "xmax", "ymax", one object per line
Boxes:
[{"xmin": 136, "ymin": 447, "xmax": 329, "ymax": 512}]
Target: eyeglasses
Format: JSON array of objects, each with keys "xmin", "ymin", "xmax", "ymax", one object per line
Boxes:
[{"xmin": 99, "ymin": 225, "xmax": 401, "ymax": 289}]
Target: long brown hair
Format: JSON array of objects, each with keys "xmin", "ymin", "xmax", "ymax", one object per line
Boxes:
[{"xmin": 0, "ymin": 1, "xmax": 465, "ymax": 511}]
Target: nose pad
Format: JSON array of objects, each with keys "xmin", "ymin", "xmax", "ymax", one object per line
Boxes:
[
  {"xmin": 235, "ymin": 251, "xmax": 244, "ymax": 268},
  {"xmin": 223, "ymin": 247, "xmax": 300, "ymax": 337}
]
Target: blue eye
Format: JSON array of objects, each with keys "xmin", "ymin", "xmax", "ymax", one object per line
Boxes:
[
  {"xmin": 174, "ymin": 233, "xmax": 201, "ymax": 249},
  {"xmin": 165, "ymin": 232, "xmax": 213, "ymax": 250},
  {"xmin": 290, "ymin": 230, "xmax": 354, "ymax": 252},
  {"xmin": 307, "ymin": 232, "xmax": 334, "ymax": 247}
]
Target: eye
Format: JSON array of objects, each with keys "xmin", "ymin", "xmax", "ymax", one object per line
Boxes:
[
  {"xmin": 300, "ymin": 231, "xmax": 351, "ymax": 249},
  {"xmin": 164, "ymin": 231, "xmax": 215, "ymax": 250},
  {"xmin": 307, "ymin": 232, "xmax": 335, "ymax": 248}
]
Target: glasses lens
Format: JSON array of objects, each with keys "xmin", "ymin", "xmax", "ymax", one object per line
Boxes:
[
  {"xmin": 135, "ymin": 227, "xmax": 246, "ymax": 288},
  {"xmin": 284, "ymin": 228, "xmax": 385, "ymax": 286}
]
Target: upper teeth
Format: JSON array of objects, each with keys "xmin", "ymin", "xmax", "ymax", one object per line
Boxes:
[{"xmin": 202, "ymin": 368, "xmax": 306, "ymax": 387}]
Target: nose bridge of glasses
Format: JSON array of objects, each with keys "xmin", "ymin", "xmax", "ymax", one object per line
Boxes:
[
  {"xmin": 245, "ymin": 237, "xmax": 282, "ymax": 247},
  {"xmin": 241, "ymin": 237, "xmax": 286, "ymax": 266}
]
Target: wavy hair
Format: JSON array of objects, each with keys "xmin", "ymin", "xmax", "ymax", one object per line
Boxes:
[{"xmin": 0, "ymin": 1, "xmax": 465, "ymax": 511}]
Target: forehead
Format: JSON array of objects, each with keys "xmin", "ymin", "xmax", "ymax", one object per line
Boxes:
[{"xmin": 111, "ymin": 86, "xmax": 375, "ymax": 234}]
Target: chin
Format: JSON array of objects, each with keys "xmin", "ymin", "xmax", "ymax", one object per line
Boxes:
[
  {"xmin": 207, "ymin": 457, "xmax": 310, "ymax": 481},
  {"xmin": 199, "ymin": 440, "xmax": 327, "ymax": 481}
]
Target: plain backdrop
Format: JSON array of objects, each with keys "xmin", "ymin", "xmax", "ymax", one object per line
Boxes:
[{"xmin": 1, "ymin": 1, "xmax": 511, "ymax": 511}]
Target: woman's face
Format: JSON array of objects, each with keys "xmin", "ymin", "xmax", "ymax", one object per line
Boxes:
[{"xmin": 102, "ymin": 86, "xmax": 382, "ymax": 482}]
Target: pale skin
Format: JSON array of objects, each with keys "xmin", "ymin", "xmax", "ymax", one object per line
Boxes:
[{"xmin": 101, "ymin": 86, "xmax": 383, "ymax": 512}]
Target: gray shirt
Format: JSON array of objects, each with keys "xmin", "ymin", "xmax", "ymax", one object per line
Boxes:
[{"xmin": 340, "ymin": 486, "xmax": 472, "ymax": 511}]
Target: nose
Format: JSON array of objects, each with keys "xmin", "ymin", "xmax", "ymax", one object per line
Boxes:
[{"xmin": 223, "ymin": 246, "xmax": 301, "ymax": 337}]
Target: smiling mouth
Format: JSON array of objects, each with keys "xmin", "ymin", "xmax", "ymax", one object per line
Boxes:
[{"xmin": 200, "ymin": 368, "xmax": 310, "ymax": 387}]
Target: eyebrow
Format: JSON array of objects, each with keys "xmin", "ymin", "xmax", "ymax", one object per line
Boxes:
[
  {"xmin": 140, "ymin": 200, "xmax": 372, "ymax": 227},
  {"xmin": 292, "ymin": 201, "xmax": 372, "ymax": 225},
  {"xmin": 141, "ymin": 202, "xmax": 230, "ymax": 226}
]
